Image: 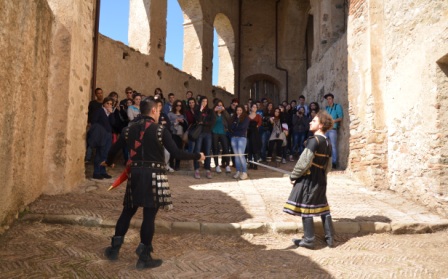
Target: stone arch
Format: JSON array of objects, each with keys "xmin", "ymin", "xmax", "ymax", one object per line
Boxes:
[
  {"xmin": 243, "ymin": 74, "xmax": 281, "ymax": 105},
  {"xmin": 213, "ymin": 13, "xmax": 235, "ymax": 94},
  {"xmin": 178, "ymin": 0, "xmax": 204, "ymax": 79},
  {"xmin": 128, "ymin": 0, "xmax": 167, "ymax": 57}
]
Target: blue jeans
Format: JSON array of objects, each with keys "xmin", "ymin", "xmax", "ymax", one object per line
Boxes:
[
  {"xmin": 292, "ymin": 131, "xmax": 307, "ymax": 156},
  {"xmin": 260, "ymin": 128, "xmax": 271, "ymax": 161},
  {"xmin": 325, "ymin": 129, "xmax": 338, "ymax": 164},
  {"xmin": 93, "ymin": 135, "xmax": 112, "ymax": 175},
  {"xmin": 194, "ymin": 132, "xmax": 212, "ymax": 170},
  {"xmin": 231, "ymin": 137, "xmax": 248, "ymax": 173}
]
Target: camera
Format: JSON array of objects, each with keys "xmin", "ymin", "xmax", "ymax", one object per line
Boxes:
[{"xmin": 276, "ymin": 132, "xmax": 280, "ymax": 138}]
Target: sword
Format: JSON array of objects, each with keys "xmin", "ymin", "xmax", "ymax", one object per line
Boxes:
[
  {"xmin": 205, "ymin": 154, "xmax": 247, "ymax": 158},
  {"xmin": 248, "ymin": 160, "xmax": 292, "ymax": 175}
]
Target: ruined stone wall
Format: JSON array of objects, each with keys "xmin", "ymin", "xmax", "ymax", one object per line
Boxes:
[
  {"xmin": 43, "ymin": 0, "xmax": 95, "ymax": 194},
  {"xmin": 382, "ymin": 0, "xmax": 448, "ymax": 215},
  {"xmin": 346, "ymin": 0, "xmax": 389, "ymax": 189},
  {"xmin": 346, "ymin": 0, "xmax": 448, "ymax": 215},
  {"xmin": 99, "ymin": 0, "xmax": 238, "ymax": 104},
  {"xmin": 0, "ymin": 0, "xmax": 95, "ymax": 230},
  {"xmin": 97, "ymin": 35, "xmax": 234, "ymax": 105},
  {"xmin": 0, "ymin": 1, "xmax": 52, "ymax": 229}
]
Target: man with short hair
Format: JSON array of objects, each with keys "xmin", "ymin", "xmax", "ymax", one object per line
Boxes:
[
  {"xmin": 163, "ymin": 93, "xmax": 175, "ymax": 115},
  {"xmin": 85, "ymin": 88, "xmax": 105, "ymax": 162},
  {"xmin": 103, "ymin": 98, "xmax": 205, "ymax": 269},
  {"xmin": 296, "ymin": 95, "xmax": 309, "ymax": 117},
  {"xmin": 324, "ymin": 93, "xmax": 343, "ymax": 169},
  {"xmin": 226, "ymin": 98, "xmax": 239, "ymax": 118}
]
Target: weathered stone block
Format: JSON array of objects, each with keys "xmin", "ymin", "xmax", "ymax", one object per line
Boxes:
[
  {"xmin": 172, "ymin": 222, "xmax": 201, "ymax": 234},
  {"xmin": 201, "ymin": 223, "xmax": 241, "ymax": 235}
]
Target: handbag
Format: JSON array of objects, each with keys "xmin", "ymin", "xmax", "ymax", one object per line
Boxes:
[{"xmin": 188, "ymin": 124, "xmax": 203, "ymax": 141}]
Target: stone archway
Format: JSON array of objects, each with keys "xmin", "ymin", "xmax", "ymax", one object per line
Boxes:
[{"xmin": 213, "ymin": 13, "xmax": 235, "ymax": 94}]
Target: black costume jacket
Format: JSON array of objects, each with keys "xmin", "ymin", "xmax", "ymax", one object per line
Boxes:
[{"xmin": 106, "ymin": 116, "xmax": 200, "ymax": 209}]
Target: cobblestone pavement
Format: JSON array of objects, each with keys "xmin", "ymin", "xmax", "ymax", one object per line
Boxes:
[
  {"xmin": 25, "ymin": 161, "xmax": 448, "ymax": 234},
  {"xmin": 1, "ymin": 161, "xmax": 448, "ymax": 278},
  {"xmin": 0, "ymin": 221, "xmax": 447, "ymax": 278}
]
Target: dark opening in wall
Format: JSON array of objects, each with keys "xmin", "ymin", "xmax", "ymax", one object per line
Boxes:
[{"xmin": 305, "ymin": 14, "xmax": 314, "ymax": 69}]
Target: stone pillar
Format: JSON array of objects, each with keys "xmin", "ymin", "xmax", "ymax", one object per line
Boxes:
[{"xmin": 45, "ymin": 0, "xmax": 95, "ymax": 193}]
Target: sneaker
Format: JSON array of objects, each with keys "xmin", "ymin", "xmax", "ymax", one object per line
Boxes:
[
  {"xmin": 225, "ymin": 166, "xmax": 231, "ymax": 173},
  {"xmin": 233, "ymin": 171, "xmax": 241, "ymax": 179},
  {"xmin": 215, "ymin": 166, "xmax": 222, "ymax": 173},
  {"xmin": 166, "ymin": 166, "xmax": 175, "ymax": 173},
  {"xmin": 282, "ymin": 158, "xmax": 286, "ymax": 164},
  {"xmin": 102, "ymin": 173, "xmax": 112, "ymax": 179},
  {"xmin": 239, "ymin": 172, "xmax": 248, "ymax": 180},
  {"xmin": 206, "ymin": 170, "xmax": 212, "ymax": 179},
  {"xmin": 289, "ymin": 155, "xmax": 294, "ymax": 162},
  {"xmin": 194, "ymin": 170, "xmax": 200, "ymax": 179}
]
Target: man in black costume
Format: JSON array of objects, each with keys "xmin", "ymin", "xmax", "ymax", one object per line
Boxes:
[{"xmin": 102, "ymin": 97, "xmax": 205, "ymax": 269}]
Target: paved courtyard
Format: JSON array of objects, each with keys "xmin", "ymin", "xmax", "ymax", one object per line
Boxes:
[{"xmin": 0, "ymin": 162, "xmax": 447, "ymax": 278}]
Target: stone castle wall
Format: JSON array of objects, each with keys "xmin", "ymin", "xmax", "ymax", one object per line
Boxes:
[
  {"xmin": 0, "ymin": 0, "xmax": 95, "ymax": 231},
  {"xmin": 304, "ymin": 0, "xmax": 448, "ymax": 216},
  {"xmin": 0, "ymin": 1, "xmax": 53, "ymax": 229}
]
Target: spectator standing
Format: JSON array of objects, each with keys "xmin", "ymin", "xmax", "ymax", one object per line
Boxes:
[
  {"xmin": 292, "ymin": 107, "xmax": 309, "ymax": 158},
  {"xmin": 324, "ymin": 93, "xmax": 343, "ymax": 169},
  {"xmin": 247, "ymin": 103, "xmax": 262, "ymax": 169},
  {"xmin": 167, "ymin": 100, "xmax": 187, "ymax": 170},
  {"xmin": 230, "ymin": 106, "xmax": 250, "ymax": 180},
  {"xmin": 185, "ymin": 97, "xmax": 197, "ymax": 153},
  {"xmin": 267, "ymin": 108, "xmax": 287, "ymax": 164},
  {"xmin": 211, "ymin": 100, "xmax": 231, "ymax": 173},
  {"xmin": 193, "ymin": 96, "xmax": 216, "ymax": 179},
  {"xmin": 296, "ymin": 95, "xmax": 310, "ymax": 117},
  {"xmin": 86, "ymin": 88, "xmax": 105, "ymax": 162},
  {"xmin": 260, "ymin": 102, "xmax": 274, "ymax": 161}
]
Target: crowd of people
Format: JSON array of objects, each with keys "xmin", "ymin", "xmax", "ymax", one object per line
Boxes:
[{"xmin": 86, "ymin": 87, "xmax": 343, "ymax": 180}]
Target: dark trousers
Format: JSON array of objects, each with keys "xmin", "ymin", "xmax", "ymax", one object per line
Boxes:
[
  {"xmin": 267, "ymin": 139, "xmax": 285, "ymax": 161},
  {"xmin": 169, "ymin": 135, "xmax": 183, "ymax": 169},
  {"xmin": 115, "ymin": 206, "xmax": 159, "ymax": 246},
  {"xmin": 212, "ymin": 133, "xmax": 230, "ymax": 167}
]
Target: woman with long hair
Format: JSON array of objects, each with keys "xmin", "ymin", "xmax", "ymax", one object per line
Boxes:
[
  {"xmin": 230, "ymin": 105, "xmax": 250, "ymax": 180},
  {"xmin": 267, "ymin": 108, "xmax": 287, "ymax": 164},
  {"xmin": 127, "ymin": 93, "xmax": 142, "ymax": 121},
  {"xmin": 167, "ymin": 100, "xmax": 188, "ymax": 170},
  {"xmin": 247, "ymin": 103, "xmax": 262, "ymax": 169},
  {"xmin": 193, "ymin": 96, "xmax": 215, "ymax": 179},
  {"xmin": 211, "ymin": 99, "xmax": 231, "ymax": 173}
]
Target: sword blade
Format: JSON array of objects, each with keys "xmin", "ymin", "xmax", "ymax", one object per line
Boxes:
[
  {"xmin": 248, "ymin": 161, "xmax": 292, "ymax": 175},
  {"xmin": 205, "ymin": 154, "xmax": 247, "ymax": 158}
]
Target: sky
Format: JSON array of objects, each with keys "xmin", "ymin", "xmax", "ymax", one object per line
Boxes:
[{"xmin": 99, "ymin": 0, "xmax": 219, "ymax": 84}]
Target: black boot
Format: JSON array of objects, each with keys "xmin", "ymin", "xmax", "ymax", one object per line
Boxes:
[
  {"xmin": 292, "ymin": 217, "xmax": 315, "ymax": 249},
  {"xmin": 104, "ymin": 236, "xmax": 124, "ymax": 260},
  {"xmin": 136, "ymin": 244, "xmax": 163, "ymax": 270},
  {"xmin": 322, "ymin": 214, "xmax": 335, "ymax": 247},
  {"xmin": 135, "ymin": 242, "xmax": 154, "ymax": 256}
]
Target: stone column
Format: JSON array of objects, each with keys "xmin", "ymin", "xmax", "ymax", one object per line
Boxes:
[{"xmin": 45, "ymin": 0, "xmax": 95, "ymax": 193}]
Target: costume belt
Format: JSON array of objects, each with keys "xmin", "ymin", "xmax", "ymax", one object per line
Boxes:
[{"xmin": 130, "ymin": 161, "xmax": 166, "ymax": 170}]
